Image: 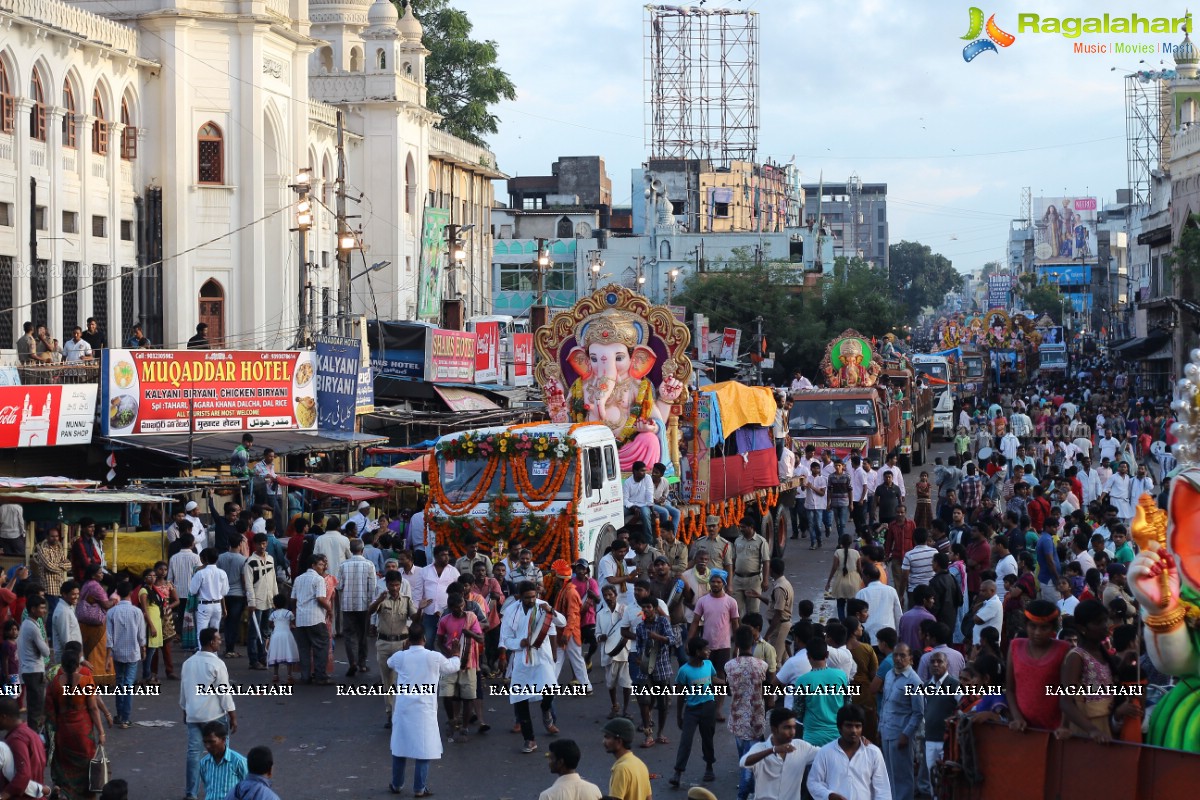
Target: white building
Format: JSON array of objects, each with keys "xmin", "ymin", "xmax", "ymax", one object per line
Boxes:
[{"xmin": 0, "ymin": 0, "xmax": 498, "ymax": 353}]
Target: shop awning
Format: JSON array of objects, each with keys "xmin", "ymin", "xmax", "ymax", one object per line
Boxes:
[
  {"xmin": 0, "ymin": 490, "xmax": 175, "ymax": 504},
  {"xmin": 103, "ymin": 430, "xmax": 388, "ymax": 466},
  {"xmin": 272, "ymin": 475, "xmax": 385, "ymax": 502},
  {"xmin": 1111, "ymin": 332, "xmax": 1170, "ymax": 360}
]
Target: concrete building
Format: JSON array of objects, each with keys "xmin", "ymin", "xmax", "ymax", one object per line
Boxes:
[
  {"xmin": 633, "ymin": 158, "xmax": 803, "ymax": 236},
  {"xmin": 0, "ymin": 0, "xmax": 497, "ymax": 355},
  {"xmin": 800, "ymin": 179, "xmax": 889, "ymax": 271}
]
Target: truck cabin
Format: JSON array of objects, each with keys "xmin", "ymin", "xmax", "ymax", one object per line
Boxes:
[{"xmin": 788, "ymin": 394, "xmax": 879, "ymax": 435}]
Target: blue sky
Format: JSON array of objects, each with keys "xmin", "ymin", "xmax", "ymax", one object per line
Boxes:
[{"xmin": 452, "ymin": 1, "xmax": 1190, "ymax": 274}]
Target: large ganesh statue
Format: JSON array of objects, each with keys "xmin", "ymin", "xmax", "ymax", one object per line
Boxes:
[
  {"xmin": 535, "ymin": 285, "xmax": 691, "ymax": 475},
  {"xmin": 1129, "ymin": 347, "xmax": 1200, "ymax": 752}
]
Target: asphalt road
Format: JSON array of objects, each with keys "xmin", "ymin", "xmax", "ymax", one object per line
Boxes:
[{"xmin": 103, "ymin": 444, "xmax": 949, "ymax": 799}]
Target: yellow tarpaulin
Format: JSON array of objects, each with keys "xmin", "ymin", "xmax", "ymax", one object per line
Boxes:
[
  {"xmin": 112, "ymin": 531, "xmax": 167, "ymax": 575},
  {"xmin": 700, "ymin": 381, "xmax": 778, "ymax": 436}
]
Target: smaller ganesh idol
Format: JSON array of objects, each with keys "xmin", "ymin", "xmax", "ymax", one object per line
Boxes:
[
  {"xmin": 536, "ymin": 286, "xmax": 692, "ymax": 475},
  {"xmin": 821, "ymin": 330, "xmax": 882, "ymax": 389}
]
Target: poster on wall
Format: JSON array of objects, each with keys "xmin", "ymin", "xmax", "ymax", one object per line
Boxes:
[
  {"xmin": 474, "ymin": 321, "xmax": 500, "ymax": 383},
  {"xmin": 417, "ymin": 207, "xmax": 450, "ymax": 321},
  {"xmin": 427, "ymin": 329, "xmax": 475, "ymax": 383},
  {"xmin": 100, "ymin": 350, "xmax": 317, "ymax": 435},
  {"xmin": 512, "ymin": 332, "xmax": 534, "ymax": 386},
  {"xmin": 315, "ymin": 335, "xmax": 360, "ymax": 433},
  {"xmin": 1033, "ymin": 197, "xmax": 1096, "ymax": 265},
  {"xmin": 0, "ymin": 385, "xmax": 97, "ymax": 447}
]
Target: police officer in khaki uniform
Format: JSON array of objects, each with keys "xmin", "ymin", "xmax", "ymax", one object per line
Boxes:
[
  {"xmin": 369, "ymin": 569, "xmax": 417, "ymax": 726},
  {"xmin": 688, "ymin": 515, "xmax": 733, "ymax": 575},
  {"xmin": 730, "ymin": 517, "xmax": 771, "ymax": 615}
]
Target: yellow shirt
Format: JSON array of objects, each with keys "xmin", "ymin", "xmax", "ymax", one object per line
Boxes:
[{"xmin": 609, "ymin": 751, "xmax": 652, "ymax": 800}]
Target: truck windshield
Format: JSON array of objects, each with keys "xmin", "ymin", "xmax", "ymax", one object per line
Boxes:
[
  {"xmin": 437, "ymin": 454, "xmax": 578, "ymax": 502},
  {"xmin": 914, "ymin": 362, "xmax": 950, "ymax": 384},
  {"xmin": 789, "ymin": 399, "xmax": 877, "ymax": 434},
  {"xmin": 963, "ymin": 357, "xmax": 984, "ymax": 378}
]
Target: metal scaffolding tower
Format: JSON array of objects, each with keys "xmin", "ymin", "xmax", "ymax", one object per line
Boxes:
[
  {"xmin": 644, "ymin": 5, "xmax": 759, "ymax": 167},
  {"xmin": 1125, "ymin": 71, "xmax": 1174, "ymax": 208}
]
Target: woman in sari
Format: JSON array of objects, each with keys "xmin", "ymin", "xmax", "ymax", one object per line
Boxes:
[
  {"xmin": 75, "ymin": 565, "xmax": 115, "ymax": 686},
  {"xmin": 150, "ymin": 560, "xmax": 179, "ymax": 680},
  {"xmin": 46, "ymin": 648, "xmax": 107, "ymax": 799}
]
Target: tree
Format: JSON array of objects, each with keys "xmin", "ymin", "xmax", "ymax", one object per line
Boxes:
[
  {"xmin": 404, "ymin": 0, "xmax": 517, "ymax": 147},
  {"xmin": 1022, "ymin": 281, "xmax": 1068, "ymax": 323},
  {"xmin": 980, "ymin": 260, "xmax": 1004, "ymax": 279},
  {"xmin": 888, "ymin": 241, "xmax": 965, "ymax": 320}
]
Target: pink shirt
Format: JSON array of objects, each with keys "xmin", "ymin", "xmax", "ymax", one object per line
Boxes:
[
  {"xmin": 437, "ymin": 612, "xmax": 482, "ymax": 670},
  {"xmin": 693, "ymin": 593, "xmax": 740, "ymax": 650},
  {"xmin": 570, "ymin": 576, "xmax": 600, "ymax": 626}
]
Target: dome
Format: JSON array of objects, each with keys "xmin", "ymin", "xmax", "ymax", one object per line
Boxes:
[
  {"xmin": 1176, "ymin": 30, "xmax": 1199, "ymax": 66},
  {"xmin": 398, "ymin": 2, "xmax": 423, "ymax": 40},
  {"xmin": 367, "ymin": 0, "xmax": 399, "ymax": 27}
]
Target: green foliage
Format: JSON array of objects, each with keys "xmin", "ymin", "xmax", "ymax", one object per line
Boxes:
[
  {"xmin": 1022, "ymin": 281, "xmax": 1068, "ymax": 323},
  {"xmin": 888, "ymin": 241, "xmax": 965, "ymax": 319},
  {"xmin": 980, "ymin": 260, "xmax": 1004, "ymax": 279},
  {"xmin": 404, "ymin": 0, "xmax": 517, "ymax": 147},
  {"xmin": 1170, "ymin": 214, "xmax": 1200, "ymax": 294},
  {"xmin": 672, "ymin": 249, "xmax": 904, "ymax": 379}
]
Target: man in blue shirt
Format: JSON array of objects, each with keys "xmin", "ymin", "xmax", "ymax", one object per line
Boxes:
[
  {"xmin": 227, "ymin": 745, "xmax": 281, "ymax": 800},
  {"xmin": 198, "ymin": 720, "xmax": 248, "ymax": 800},
  {"xmin": 879, "ymin": 643, "xmax": 924, "ymax": 800},
  {"xmin": 1035, "ymin": 517, "xmax": 1060, "ymax": 602}
]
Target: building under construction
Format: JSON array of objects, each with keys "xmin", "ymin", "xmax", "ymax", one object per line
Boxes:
[{"xmin": 800, "ymin": 178, "xmax": 890, "ymax": 271}]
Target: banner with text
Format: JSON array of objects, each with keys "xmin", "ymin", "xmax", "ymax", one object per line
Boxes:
[
  {"xmin": 0, "ymin": 384, "xmax": 97, "ymax": 447},
  {"xmin": 315, "ymin": 336, "xmax": 360, "ymax": 432},
  {"xmin": 355, "ymin": 320, "xmax": 375, "ymax": 415},
  {"xmin": 987, "ymin": 274, "xmax": 1011, "ymax": 310},
  {"xmin": 719, "ymin": 328, "xmax": 741, "ymax": 361},
  {"xmin": 101, "ymin": 350, "xmax": 317, "ymax": 435},
  {"xmin": 417, "ymin": 207, "xmax": 450, "ymax": 321},
  {"xmin": 427, "ymin": 329, "xmax": 475, "ymax": 384},
  {"xmin": 512, "ymin": 333, "xmax": 534, "ymax": 386},
  {"xmin": 473, "ymin": 321, "xmax": 500, "ymax": 383},
  {"xmin": 367, "ymin": 321, "xmax": 428, "ymax": 380}
]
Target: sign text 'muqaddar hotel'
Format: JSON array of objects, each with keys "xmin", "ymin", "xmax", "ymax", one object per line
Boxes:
[{"xmin": 1016, "ymin": 12, "xmax": 1191, "ymax": 38}]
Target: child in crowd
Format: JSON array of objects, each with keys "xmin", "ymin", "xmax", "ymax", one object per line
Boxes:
[{"xmin": 267, "ymin": 593, "xmax": 299, "ymax": 685}]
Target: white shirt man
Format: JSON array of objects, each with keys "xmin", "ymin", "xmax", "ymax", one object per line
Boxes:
[
  {"xmin": 622, "ymin": 472, "xmax": 654, "ymax": 508},
  {"xmin": 1072, "ymin": 436, "xmax": 1093, "ymax": 460},
  {"xmin": 344, "ymin": 502, "xmax": 378, "ymax": 536},
  {"xmin": 597, "ymin": 550, "xmax": 635, "ymax": 609},
  {"xmin": 806, "ymin": 732, "xmax": 890, "ymax": 800},
  {"xmin": 973, "ymin": 592, "xmax": 1003, "ymax": 646},
  {"xmin": 790, "ymin": 374, "xmax": 813, "ymax": 392},
  {"xmin": 958, "ymin": 409, "xmax": 972, "ymax": 433},
  {"xmin": 1000, "ymin": 432, "xmax": 1019, "ymax": 461},
  {"xmin": 995, "ymin": 552, "xmax": 1017, "ymax": 600},
  {"xmin": 1077, "ymin": 464, "xmax": 1103, "ymax": 506},
  {"xmin": 183, "ymin": 502, "xmax": 207, "ymax": 552},
  {"xmin": 189, "ymin": 561, "xmax": 230, "ymax": 633},
  {"xmin": 1131, "ymin": 471, "xmax": 1156, "ymax": 503},
  {"xmin": 1098, "ymin": 434, "xmax": 1119, "ymax": 463},
  {"xmin": 804, "ymin": 471, "xmax": 829, "ymax": 511},
  {"xmin": 740, "ymin": 736, "xmax": 821, "ymax": 800},
  {"xmin": 855, "ymin": 579, "xmax": 903, "ymax": 642},
  {"xmin": 314, "ymin": 526, "xmax": 352, "ymax": 576},
  {"xmin": 778, "ymin": 447, "xmax": 796, "ymax": 481},
  {"xmin": 1104, "ymin": 468, "xmax": 1136, "ymax": 521},
  {"xmin": 62, "ymin": 333, "xmax": 92, "ymax": 363},
  {"xmin": 1010, "ymin": 413, "xmax": 1032, "ymax": 439}
]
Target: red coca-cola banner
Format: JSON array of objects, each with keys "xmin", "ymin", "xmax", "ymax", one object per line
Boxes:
[
  {"xmin": 0, "ymin": 385, "xmax": 97, "ymax": 448},
  {"xmin": 512, "ymin": 333, "xmax": 533, "ymax": 386}
]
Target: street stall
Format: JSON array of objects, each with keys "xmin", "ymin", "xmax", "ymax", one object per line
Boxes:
[{"xmin": 272, "ymin": 475, "xmax": 386, "ymax": 523}]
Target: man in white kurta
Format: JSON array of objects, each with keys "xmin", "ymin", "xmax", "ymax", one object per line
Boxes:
[
  {"xmin": 387, "ymin": 627, "xmax": 461, "ymax": 795},
  {"xmin": 501, "ymin": 583, "xmax": 566, "ymax": 753},
  {"xmin": 1103, "ymin": 461, "xmax": 1136, "ymax": 526}
]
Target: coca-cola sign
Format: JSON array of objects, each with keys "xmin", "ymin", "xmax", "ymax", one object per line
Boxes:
[{"xmin": 0, "ymin": 385, "xmax": 97, "ymax": 448}]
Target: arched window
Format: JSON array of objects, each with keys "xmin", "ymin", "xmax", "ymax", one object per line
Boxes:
[
  {"xmin": 91, "ymin": 90, "xmax": 108, "ymax": 155},
  {"xmin": 556, "ymin": 216, "xmax": 573, "ymax": 239},
  {"xmin": 405, "ymin": 153, "xmax": 416, "ymax": 217},
  {"xmin": 376, "ymin": 49, "xmax": 387, "ymax": 70},
  {"xmin": 403, "ymin": 61, "xmax": 413, "ymax": 77},
  {"xmin": 349, "ymin": 47, "xmax": 363, "ymax": 72},
  {"xmin": 197, "ymin": 122, "xmax": 223, "ymax": 184},
  {"xmin": 61, "ymin": 80, "xmax": 76, "ymax": 148},
  {"xmin": 659, "ymin": 241, "xmax": 671, "ymax": 259},
  {"xmin": 318, "ymin": 46, "xmax": 333, "ymax": 74},
  {"xmin": 0, "ymin": 61, "xmax": 12, "ymax": 134},
  {"xmin": 29, "ymin": 69, "xmax": 46, "ymax": 142},
  {"xmin": 120, "ymin": 98, "xmax": 136, "ymax": 160}
]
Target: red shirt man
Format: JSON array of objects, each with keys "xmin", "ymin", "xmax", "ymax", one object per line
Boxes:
[{"xmin": 884, "ymin": 516, "xmax": 916, "ymax": 562}]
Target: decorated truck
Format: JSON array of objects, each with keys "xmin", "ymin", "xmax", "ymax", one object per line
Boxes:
[
  {"xmin": 789, "ymin": 330, "xmax": 933, "ymax": 472},
  {"xmin": 427, "ymin": 285, "xmax": 787, "ymax": 568}
]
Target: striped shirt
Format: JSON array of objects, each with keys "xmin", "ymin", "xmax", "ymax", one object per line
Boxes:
[
  {"xmin": 336, "ymin": 556, "xmax": 376, "ymax": 612},
  {"xmin": 199, "ymin": 747, "xmax": 248, "ymax": 800},
  {"xmin": 901, "ymin": 545, "xmax": 939, "ymax": 589}
]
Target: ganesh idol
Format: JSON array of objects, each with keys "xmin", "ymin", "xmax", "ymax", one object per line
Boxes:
[{"xmin": 538, "ymin": 297, "xmax": 690, "ymax": 474}]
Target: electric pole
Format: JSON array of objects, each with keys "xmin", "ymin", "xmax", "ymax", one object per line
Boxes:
[
  {"xmin": 335, "ymin": 112, "xmax": 352, "ymax": 337},
  {"xmin": 291, "ymin": 168, "xmax": 313, "ymax": 348},
  {"xmin": 754, "ymin": 315, "xmax": 764, "ymax": 385}
]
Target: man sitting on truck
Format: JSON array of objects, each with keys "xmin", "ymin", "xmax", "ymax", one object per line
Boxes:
[{"xmin": 623, "ymin": 461, "xmax": 671, "ymax": 538}]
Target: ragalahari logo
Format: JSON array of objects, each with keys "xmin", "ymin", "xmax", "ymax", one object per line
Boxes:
[{"xmin": 961, "ymin": 7, "xmax": 1016, "ymax": 61}]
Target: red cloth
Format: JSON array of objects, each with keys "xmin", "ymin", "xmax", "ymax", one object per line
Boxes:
[
  {"xmin": 68, "ymin": 538, "xmax": 103, "ymax": 583},
  {"xmin": 965, "ymin": 538, "xmax": 992, "ymax": 594},
  {"xmin": 706, "ymin": 450, "xmax": 778, "ymax": 502},
  {"xmin": 4, "ymin": 723, "xmax": 46, "ymax": 797},
  {"xmin": 884, "ymin": 519, "xmax": 915, "ymax": 561},
  {"xmin": 1008, "ymin": 637, "xmax": 1070, "ymax": 730},
  {"xmin": 287, "ymin": 533, "xmax": 306, "ymax": 578},
  {"xmin": 1028, "ymin": 497, "xmax": 1051, "ymax": 534}
]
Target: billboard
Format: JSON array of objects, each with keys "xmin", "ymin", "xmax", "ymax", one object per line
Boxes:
[
  {"xmin": 101, "ymin": 350, "xmax": 317, "ymax": 435},
  {"xmin": 368, "ymin": 321, "xmax": 428, "ymax": 380},
  {"xmin": 473, "ymin": 321, "xmax": 500, "ymax": 383},
  {"xmin": 315, "ymin": 335, "xmax": 360, "ymax": 432},
  {"xmin": 354, "ymin": 320, "xmax": 374, "ymax": 416},
  {"xmin": 417, "ymin": 207, "xmax": 450, "ymax": 321},
  {"xmin": 0, "ymin": 385, "xmax": 97, "ymax": 448},
  {"xmin": 719, "ymin": 328, "xmax": 741, "ymax": 361},
  {"xmin": 987, "ymin": 274, "xmax": 1011, "ymax": 310},
  {"xmin": 512, "ymin": 333, "xmax": 534, "ymax": 386},
  {"xmin": 428, "ymin": 329, "xmax": 475, "ymax": 384},
  {"xmin": 1033, "ymin": 197, "xmax": 1096, "ymax": 265}
]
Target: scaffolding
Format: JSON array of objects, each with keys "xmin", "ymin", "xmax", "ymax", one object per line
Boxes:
[
  {"xmin": 644, "ymin": 5, "xmax": 759, "ymax": 168},
  {"xmin": 1125, "ymin": 71, "xmax": 1174, "ymax": 209}
]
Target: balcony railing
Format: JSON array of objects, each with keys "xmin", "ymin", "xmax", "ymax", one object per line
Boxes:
[{"xmin": 16, "ymin": 362, "xmax": 100, "ymax": 385}]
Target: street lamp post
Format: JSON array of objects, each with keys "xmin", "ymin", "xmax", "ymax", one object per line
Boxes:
[
  {"xmin": 666, "ymin": 268, "xmax": 679, "ymax": 304},
  {"xmin": 531, "ymin": 238, "xmax": 551, "ymax": 331},
  {"xmin": 635, "ymin": 255, "xmax": 645, "ymax": 295},
  {"xmin": 588, "ymin": 251, "xmax": 605, "ymax": 293},
  {"xmin": 290, "ymin": 167, "xmax": 313, "ymax": 347}
]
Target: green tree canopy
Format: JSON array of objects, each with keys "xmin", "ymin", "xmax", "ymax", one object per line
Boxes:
[
  {"xmin": 404, "ymin": 0, "xmax": 517, "ymax": 146},
  {"xmin": 673, "ymin": 252, "xmax": 906, "ymax": 380},
  {"xmin": 888, "ymin": 241, "xmax": 965, "ymax": 319},
  {"xmin": 1021, "ymin": 280, "xmax": 1069, "ymax": 323}
]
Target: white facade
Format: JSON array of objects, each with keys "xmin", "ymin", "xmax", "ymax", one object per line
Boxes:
[{"xmin": 0, "ymin": 0, "xmax": 497, "ymax": 353}]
